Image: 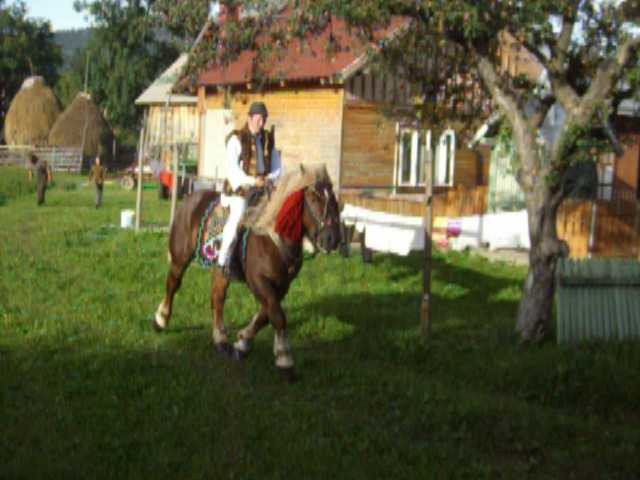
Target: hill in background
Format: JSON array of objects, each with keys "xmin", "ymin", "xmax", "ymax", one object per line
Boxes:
[{"xmin": 54, "ymin": 28, "xmax": 93, "ymax": 68}]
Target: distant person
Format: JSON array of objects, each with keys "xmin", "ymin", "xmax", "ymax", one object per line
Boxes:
[
  {"xmin": 88, "ymin": 156, "xmax": 106, "ymax": 208},
  {"xmin": 27, "ymin": 153, "xmax": 52, "ymax": 206}
]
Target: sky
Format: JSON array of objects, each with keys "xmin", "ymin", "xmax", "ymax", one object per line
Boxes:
[{"xmin": 22, "ymin": 0, "xmax": 91, "ymax": 31}]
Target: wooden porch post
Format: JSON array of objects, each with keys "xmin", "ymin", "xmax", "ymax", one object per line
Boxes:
[
  {"xmin": 134, "ymin": 123, "xmax": 145, "ymax": 232},
  {"xmin": 421, "ymin": 131, "xmax": 434, "ymax": 339},
  {"xmin": 169, "ymin": 142, "xmax": 178, "ymax": 227}
]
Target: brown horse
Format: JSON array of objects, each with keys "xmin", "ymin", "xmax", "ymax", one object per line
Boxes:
[{"xmin": 153, "ymin": 164, "xmax": 341, "ymax": 380}]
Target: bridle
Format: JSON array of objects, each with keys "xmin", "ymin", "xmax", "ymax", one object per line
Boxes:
[{"xmin": 304, "ymin": 183, "xmax": 334, "ymax": 234}]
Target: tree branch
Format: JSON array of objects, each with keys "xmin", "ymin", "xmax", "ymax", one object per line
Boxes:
[
  {"xmin": 601, "ymin": 109, "xmax": 624, "ymax": 157},
  {"xmin": 549, "ymin": 4, "xmax": 579, "ymax": 75},
  {"xmin": 579, "ymin": 36, "xmax": 640, "ymax": 118},
  {"xmin": 530, "ymin": 94, "xmax": 556, "ymax": 129},
  {"xmin": 505, "ymin": 29, "xmax": 552, "ymax": 75},
  {"xmin": 475, "ymin": 52, "xmax": 539, "ymax": 191}
]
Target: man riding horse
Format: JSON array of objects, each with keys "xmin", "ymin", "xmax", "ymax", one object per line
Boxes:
[
  {"xmin": 153, "ymin": 101, "xmax": 341, "ymax": 382},
  {"xmin": 218, "ymin": 101, "xmax": 281, "ymax": 277}
]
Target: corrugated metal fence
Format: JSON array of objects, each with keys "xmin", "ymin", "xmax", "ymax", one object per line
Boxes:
[{"xmin": 556, "ymin": 258, "xmax": 640, "ymax": 343}]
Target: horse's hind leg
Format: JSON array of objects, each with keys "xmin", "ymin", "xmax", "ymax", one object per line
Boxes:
[
  {"xmin": 210, "ymin": 269, "xmax": 232, "ymax": 355},
  {"xmin": 153, "ymin": 255, "xmax": 188, "ymax": 332}
]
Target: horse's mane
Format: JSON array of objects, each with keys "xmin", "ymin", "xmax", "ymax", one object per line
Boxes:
[{"xmin": 242, "ymin": 163, "xmax": 331, "ymax": 235}]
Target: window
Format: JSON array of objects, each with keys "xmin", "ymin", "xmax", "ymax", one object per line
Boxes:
[
  {"xmin": 395, "ymin": 127, "xmax": 456, "ymax": 188},
  {"xmin": 434, "ymin": 129, "xmax": 456, "ymax": 187},
  {"xmin": 397, "ymin": 127, "xmax": 426, "ymax": 187},
  {"xmin": 597, "ymin": 153, "xmax": 615, "ymax": 201}
]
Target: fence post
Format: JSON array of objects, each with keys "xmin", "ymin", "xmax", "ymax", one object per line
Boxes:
[
  {"xmin": 421, "ymin": 133, "xmax": 433, "ymax": 340},
  {"xmin": 135, "ymin": 126, "xmax": 145, "ymax": 232}
]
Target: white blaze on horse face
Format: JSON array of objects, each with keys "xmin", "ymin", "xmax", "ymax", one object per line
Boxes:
[
  {"xmin": 155, "ymin": 300, "xmax": 169, "ymax": 329},
  {"xmin": 273, "ymin": 330, "xmax": 294, "ymax": 369}
]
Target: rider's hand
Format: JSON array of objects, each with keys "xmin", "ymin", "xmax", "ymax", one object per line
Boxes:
[{"xmin": 255, "ymin": 176, "xmax": 266, "ymax": 188}]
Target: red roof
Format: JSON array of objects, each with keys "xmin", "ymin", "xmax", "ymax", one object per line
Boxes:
[{"xmin": 198, "ymin": 14, "xmax": 409, "ymax": 87}]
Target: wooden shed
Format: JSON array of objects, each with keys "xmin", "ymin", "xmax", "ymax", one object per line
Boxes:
[{"xmin": 135, "ymin": 53, "xmax": 199, "ymax": 170}]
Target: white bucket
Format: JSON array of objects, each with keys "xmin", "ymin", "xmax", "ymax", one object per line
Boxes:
[{"xmin": 120, "ymin": 209, "xmax": 135, "ymax": 229}]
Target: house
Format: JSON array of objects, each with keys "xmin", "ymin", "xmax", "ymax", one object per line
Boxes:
[{"xmin": 195, "ymin": 9, "xmax": 492, "ymax": 198}]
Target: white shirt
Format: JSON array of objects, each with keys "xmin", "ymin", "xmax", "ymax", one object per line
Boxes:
[{"xmin": 226, "ymin": 134, "xmax": 282, "ymax": 192}]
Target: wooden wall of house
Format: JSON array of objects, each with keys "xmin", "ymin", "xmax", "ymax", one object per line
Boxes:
[
  {"xmin": 342, "ymin": 71, "xmax": 492, "ymax": 194},
  {"xmin": 614, "ymin": 132, "xmax": 639, "ymax": 199},
  {"xmin": 454, "ymin": 146, "xmax": 490, "ymax": 188},
  {"xmin": 340, "ymin": 100, "xmax": 396, "ymax": 190},
  {"xmin": 201, "ymin": 87, "xmax": 344, "ymax": 184}
]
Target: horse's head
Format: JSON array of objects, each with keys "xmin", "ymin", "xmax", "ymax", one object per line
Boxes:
[{"xmin": 302, "ymin": 180, "xmax": 341, "ymax": 253}]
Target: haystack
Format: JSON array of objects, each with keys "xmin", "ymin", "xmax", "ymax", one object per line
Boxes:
[
  {"xmin": 48, "ymin": 92, "xmax": 113, "ymax": 162},
  {"xmin": 3, "ymin": 76, "xmax": 61, "ymax": 146}
]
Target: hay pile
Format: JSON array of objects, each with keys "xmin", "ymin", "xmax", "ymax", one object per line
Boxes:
[
  {"xmin": 48, "ymin": 92, "xmax": 113, "ymax": 160},
  {"xmin": 3, "ymin": 76, "xmax": 61, "ymax": 146}
]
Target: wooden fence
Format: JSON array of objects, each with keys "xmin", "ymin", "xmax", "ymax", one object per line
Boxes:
[
  {"xmin": 558, "ymin": 198, "xmax": 640, "ymax": 259},
  {"xmin": 341, "ymin": 186, "xmax": 640, "ymax": 259},
  {"xmin": 340, "ymin": 186, "xmax": 488, "ymax": 218},
  {"xmin": 0, "ymin": 146, "xmax": 83, "ymax": 172}
]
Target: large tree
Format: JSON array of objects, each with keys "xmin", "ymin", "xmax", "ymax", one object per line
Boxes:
[
  {"xmin": 0, "ymin": 0, "xmax": 62, "ymax": 141},
  {"xmin": 163, "ymin": 0, "xmax": 640, "ymax": 342},
  {"xmin": 74, "ymin": 0, "xmax": 181, "ymax": 145},
  {"xmin": 54, "ymin": 45, "xmax": 90, "ymax": 109}
]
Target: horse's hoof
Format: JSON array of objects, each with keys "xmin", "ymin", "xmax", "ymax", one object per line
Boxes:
[
  {"xmin": 277, "ymin": 367, "xmax": 298, "ymax": 384},
  {"xmin": 214, "ymin": 342, "xmax": 233, "ymax": 357},
  {"xmin": 151, "ymin": 318, "xmax": 164, "ymax": 333},
  {"xmin": 233, "ymin": 348, "xmax": 249, "ymax": 362}
]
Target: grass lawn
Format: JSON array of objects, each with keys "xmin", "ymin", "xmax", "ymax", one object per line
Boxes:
[{"xmin": 1, "ymin": 168, "xmax": 639, "ymax": 479}]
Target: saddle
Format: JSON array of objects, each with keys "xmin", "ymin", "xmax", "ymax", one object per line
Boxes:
[{"xmin": 194, "ymin": 186, "xmax": 269, "ymax": 276}]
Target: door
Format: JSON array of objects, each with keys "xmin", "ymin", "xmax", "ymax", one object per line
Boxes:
[{"xmin": 200, "ymin": 108, "xmax": 234, "ymax": 181}]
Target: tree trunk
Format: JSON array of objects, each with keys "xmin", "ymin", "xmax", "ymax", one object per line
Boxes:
[{"xmin": 516, "ymin": 192, "xmax": 568, "ymax": 342}]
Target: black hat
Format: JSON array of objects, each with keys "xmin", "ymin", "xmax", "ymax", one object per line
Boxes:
[{"xmin": 248, "ymin": 101, "xmax": 268, "ymax": 117}]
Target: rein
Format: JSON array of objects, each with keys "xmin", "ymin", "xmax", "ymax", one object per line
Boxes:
[{"xmin": 304, "ymin": 185, "xmax": 332, "ymax": 233}]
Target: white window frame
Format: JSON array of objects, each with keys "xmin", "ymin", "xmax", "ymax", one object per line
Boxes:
[
  {"xmin": 396, "ymin": 125, "xmax": 426, "ymax": 188},
  {"xmin": 597, "ymin": 152, "xmax": 615, "ymax": 201},
  {"xmin": 434, "ymin": 129, "xmax": 456, "ymax": 187}
]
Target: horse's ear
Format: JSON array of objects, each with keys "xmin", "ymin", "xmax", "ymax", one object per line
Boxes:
[{"xmin": 299, "ymin": 163, "xmax": 305, "ymax": 175}]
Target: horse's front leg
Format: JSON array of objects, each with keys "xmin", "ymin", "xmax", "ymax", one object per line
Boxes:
[
  {"xmin": 267, "ymin": 299, "xmax": 296, "ymax": 382},
  {"xmin": 233, "ymin": 306, "xmax": 269, "ymax": 360},
  {"xmin": 211, "ymin": 268, "xmax": 232, "ymax": 356}
]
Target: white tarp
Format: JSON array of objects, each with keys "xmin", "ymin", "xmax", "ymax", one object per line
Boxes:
[
  {"xmin": 447, "ymin": 210, "xmax": 530, "ymax": 251},
  {"xmin": 341, "ymin": 204, "xmax": 424, "ymax": 256},
  {"xmin": 341, "ymin": 203, "xmax": 530, "ymax": 256}
]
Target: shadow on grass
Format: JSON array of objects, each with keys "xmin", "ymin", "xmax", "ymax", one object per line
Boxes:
[{"xmin": 294, "ymin": 251, "xmax": 523, "ymax": 330}]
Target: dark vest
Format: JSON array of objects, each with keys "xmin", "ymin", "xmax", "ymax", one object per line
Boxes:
[{"xmin": 224, "ymin": 124, "xmax": 275, "ymax": 195}]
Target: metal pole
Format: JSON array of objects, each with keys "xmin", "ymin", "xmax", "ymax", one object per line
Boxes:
[
  {"xmin": 135, "ymin": 122, "xmax": 145, "ymax": 232},
  {"xmin": 420, "ymin": 131, "xmax": 433, "ymax": 339}
]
